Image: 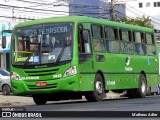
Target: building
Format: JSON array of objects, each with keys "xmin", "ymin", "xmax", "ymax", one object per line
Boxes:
[{"xmin": 116, "ymin": 0, "xmax": 160, "ymax": 46}]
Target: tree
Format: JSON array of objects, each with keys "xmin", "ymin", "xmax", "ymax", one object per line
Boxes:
[{"xmin": 120, "ymin": 16, "xmax": 154, "ymax": 28}]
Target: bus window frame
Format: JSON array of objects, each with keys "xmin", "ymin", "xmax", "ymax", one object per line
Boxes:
[
  {"xmin": 91, "ymin": 24, "xmax": 105, "ymax": 53},
  {"xmin": 133, "ymin": 31, "xmax": 146, "ymax": 55},
  {"xmin": 119, "ymin": 28, "xmax": 134, "ymax": 54},
  {"xmin": 104, "ymin": 26, "xmax": 121, "ymax": 54},
  {"xmin": 145, "ymin": 32, "xmax": 156, "ymax": 56},
  {"xmin": 78, "ymin": 24, "xmax": 93, "ymax": 64}
]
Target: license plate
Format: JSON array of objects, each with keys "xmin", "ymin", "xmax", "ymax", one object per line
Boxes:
[{"xmin": 36, "ymin": 82, "xmax": 47, "ymax": 86}]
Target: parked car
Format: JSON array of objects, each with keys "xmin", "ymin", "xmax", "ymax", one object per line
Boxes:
[
  {"xmin": 149, "ymin": 84, "xmax": 160, "ymax": 95},
  {"xmin": 0, "ymin": 68, "xmax": 11, "ymax": 95}
]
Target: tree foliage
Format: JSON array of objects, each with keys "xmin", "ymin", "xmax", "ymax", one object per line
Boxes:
[{"xmin": 120, "ymin": 16, "xmax": 154, "ymax": 28}]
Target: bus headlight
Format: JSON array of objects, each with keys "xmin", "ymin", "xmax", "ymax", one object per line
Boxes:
[
  {"xmin": 63, "ymin": 66, "xmax": 77, "ymax": 77},
  {"xmin": 10, "ymin": 72, "xmax": 22, "ymax": 80}
]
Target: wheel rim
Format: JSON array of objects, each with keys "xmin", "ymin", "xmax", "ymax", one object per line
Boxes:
[
  {"xmin": 141, "ymin": 78, "xmax": 146, "ymax": 94},
  {"xmin": 2, "ymin": 86, "xmax": 7, "ymax": 95},
  {"xmin": 96, "ymin": 80, "xmax": 103, "ymax": 95}
]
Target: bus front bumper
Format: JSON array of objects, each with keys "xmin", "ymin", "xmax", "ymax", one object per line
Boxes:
[{"xmin": 11, "ymin": 75, "xmax": 79, "ymax": 95}]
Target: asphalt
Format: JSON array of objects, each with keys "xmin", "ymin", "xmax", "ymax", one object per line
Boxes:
[{"xmin": 0, "ymin": 91, "xmax": 123, "ymax": 106}]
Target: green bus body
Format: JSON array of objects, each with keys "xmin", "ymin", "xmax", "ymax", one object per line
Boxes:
[{"xmin": 10, "ymin": 16, "xmax": 159, "ymax": 104}]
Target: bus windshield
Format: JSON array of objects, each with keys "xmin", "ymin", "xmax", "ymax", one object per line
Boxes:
[{"xmin": 12, "ymin": 23, "xmax": 73, "ymax": 66}]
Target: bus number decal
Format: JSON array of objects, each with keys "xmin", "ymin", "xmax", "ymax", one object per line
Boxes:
[{"xmin": 53, "ymin": 74, "xmax": 62, "ymax": 79}]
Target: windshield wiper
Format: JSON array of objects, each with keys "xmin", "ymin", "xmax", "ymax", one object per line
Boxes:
[{"xmin": 55, "ymin": 44, "xmax": 68, "ymax": 64}]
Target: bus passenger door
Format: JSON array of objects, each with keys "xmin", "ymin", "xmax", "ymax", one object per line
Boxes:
[{"xmin": 78, "ymin": 25, "xmax": 94, "ymax": 91}]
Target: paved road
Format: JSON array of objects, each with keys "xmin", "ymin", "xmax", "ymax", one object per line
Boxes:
[
  {"xmin": 13, "ymin": 95, "xmax": 159, "ymax": 120},
  {"xmin": 23, "ymin": 95, "xmax": 160, "ymax": 111},
  {"xmin": 1, "ymin": 95, "xmax": 160, "ymax": 120}
]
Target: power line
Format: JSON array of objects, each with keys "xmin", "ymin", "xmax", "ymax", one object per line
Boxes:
[
  {"xmin": 117, "ymin": 1, "xmax": 160, "ymax": 25},
  {"xmin": 16, "ymin": 0, "xmax": 103, "ymax": 10},
  {"xmin": 0, "ymin": 4, "xmax": 103, "ymax": 14},
  {"xmin": 0, "ymin": 15, "xmax": 34, "ymax": 20},
  {"xmin": 0, "ymin": 3, "xmax": 111, "ymax": 19},
  {"xmin": 0, "ymin": 1, "xmax": 112, "ymax": 21}
]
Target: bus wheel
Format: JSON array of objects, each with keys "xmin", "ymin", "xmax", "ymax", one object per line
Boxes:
[
  {"xmin": 85, "ymin": 73, "xmax": 105, "ymax": 102},
  {"xmin": 127, "ymin": 89, "xmax": 136, "ymax": 98},
  {"xmin": 33, "ymin": 95, "xmax": 47, "ymax": 105},
  {"xmin": 136, "ymin": 73, "xmax": 147, "ymax": 98}
]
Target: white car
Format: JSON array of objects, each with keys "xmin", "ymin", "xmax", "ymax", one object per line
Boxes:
[
  {"xmin": 0, "ymin": 68, "xmax": 11, "ymax": 95},
  {"xmin": 146, "ymin": 84, "xmax": 160, "ymax": 96}
]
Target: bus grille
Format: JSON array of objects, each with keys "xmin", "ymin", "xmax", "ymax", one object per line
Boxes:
[{"xmin": 24, "ymin": 68, "xmax": 59, "ymax": 76}]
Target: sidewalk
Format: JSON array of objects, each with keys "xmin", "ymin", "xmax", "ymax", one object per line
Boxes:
[{"xmin": 0, "ymin": 91, "xmax": 123, "ymax": 106}]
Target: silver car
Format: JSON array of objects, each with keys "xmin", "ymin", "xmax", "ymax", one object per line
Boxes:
[{"xmin": 0, "ymin": 68, "xmax": 11, "ymax": 95}]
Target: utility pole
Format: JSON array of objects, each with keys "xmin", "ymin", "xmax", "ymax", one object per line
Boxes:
[
  {"xmin": 12, "ymin": 7, "xmax": 14, "ymax": 22},
  {"xmin": 111, "ymin": 0, "xmax": 115, "ymax": 21}
]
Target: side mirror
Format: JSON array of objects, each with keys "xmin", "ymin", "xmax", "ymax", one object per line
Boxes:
[{"xmin": 2, "ymin": 36, "xmax": 6, "ymax": 48}]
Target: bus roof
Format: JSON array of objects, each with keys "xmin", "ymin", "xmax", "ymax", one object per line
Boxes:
[{"xmin": 14, "ymin": 16, "xmax": 154, "ymax": 32}]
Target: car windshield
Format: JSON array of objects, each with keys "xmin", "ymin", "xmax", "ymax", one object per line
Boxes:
[
  {"xmin": 12, "ymin": 23, "xmax": 74, "ymax": 66},
  {"xmin": 0, "ymin": 69, "xmax": 10, "ymax": 76}
]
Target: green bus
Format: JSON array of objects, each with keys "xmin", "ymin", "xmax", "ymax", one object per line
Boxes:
[{"xmin": 10, "ymin": 16, "xmax": 160, "ymax": 105}]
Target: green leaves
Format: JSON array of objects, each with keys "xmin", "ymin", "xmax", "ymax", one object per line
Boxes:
[{"xmin": 120, "ymin": 16, "xmax": 153, "ymax": 28}]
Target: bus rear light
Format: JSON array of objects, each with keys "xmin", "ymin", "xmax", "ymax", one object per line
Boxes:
[
  {"xmin": 63, "ymin": 66, "xmax": 77, "ymax": 77},
  {"xmin": 10, "ymin": 72, "xmax": 22, "ymax": 80}
]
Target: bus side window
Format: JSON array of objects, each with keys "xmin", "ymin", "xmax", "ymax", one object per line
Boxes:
[
  {"xmin": 105, "ymin": 27, "xmax": 114, "ymax": 40},
  {"xmin": 134, "ymin": 31, "xmax": 146, "ymax": 55},
  {"xmin": 119, "ymin": 29, "xmax": 134, "ymax": 54},
  {"xmin": 113, "ymin": 28, "xmax": 119, "ymax": 40},
  {"xmin": 78, "ymin": 29, "xmax": 91, "ymax": 54},
  {"xmin": 91, "ymin": 24, "xmax": 105, "ymax": 52},
  {"xmin": 146, "ymin": 33, "xmax": 156, "ymax": 56},
  {"xmin": 105, "ymin": 27, "xmax": 120, "ymax": 53},
  {"xmin": 119, "ymin": 29, "xmax": 129, "ymax": 41},
  {"xmin": 82, "ymin": 30, "xmax": 91, "ymax": 53}
]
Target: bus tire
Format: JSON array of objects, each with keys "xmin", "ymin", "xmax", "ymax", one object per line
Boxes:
[
  {"xmin": 33, "ymin": 95, "xmax": 47, "ymax": 105},
  {"xmin": 85, "ymin": 73, "xmax": 105, "ymax": 102},
  {"xmin": 136, "ymin": 73, "xmax": 147, "ymax": 98},
  {"xmin": 127, "ymin": 89, "xmax": 136, "ymax": 98}
]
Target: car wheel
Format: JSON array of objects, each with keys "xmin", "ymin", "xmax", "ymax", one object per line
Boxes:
[
  {"xmin": 2, "ymin": 84, "xmax": 11, "ymax": 95},
  {"xmin": 147, "ymin": 87, "xmax": 151, "ymax": 96},
  {"xmin": 156, "ymin": 85, "xmax": 160, "ymax": 95}
]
